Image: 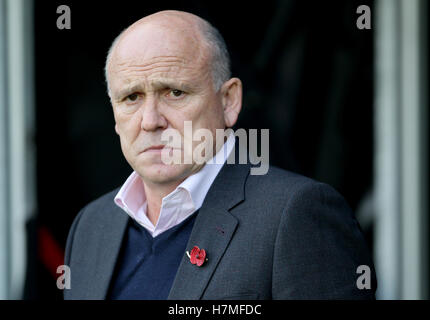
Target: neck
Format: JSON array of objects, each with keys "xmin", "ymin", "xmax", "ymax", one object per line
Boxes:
[{"xmin": 142, "ymin": 179, "xmax": 183, "ymax": 226}]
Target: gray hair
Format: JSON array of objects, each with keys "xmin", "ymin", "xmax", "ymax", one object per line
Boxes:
[
  {"xmin": 198, "ymin": 19, "xmax": 231, "ymax": 90},
  {"xmin": 104, "ymin": 18, "xmax": 231, "ymax": 96}
]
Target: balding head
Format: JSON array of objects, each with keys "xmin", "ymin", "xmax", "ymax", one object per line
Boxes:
[{"xmin": 105, "ymin": 10, "xmax": 231, "ymax": 96}]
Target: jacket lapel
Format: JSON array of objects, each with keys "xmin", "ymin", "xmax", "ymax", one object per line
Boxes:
[{"xmin": 168, "ymin": 161, "xmax": 250, "ymax": 299}]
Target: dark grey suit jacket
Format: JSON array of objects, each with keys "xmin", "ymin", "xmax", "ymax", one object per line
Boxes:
[{"xmin": 64, "ymin": 161, "xmax": 376, "ymax": 300}]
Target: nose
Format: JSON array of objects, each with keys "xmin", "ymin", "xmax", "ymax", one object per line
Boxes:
[{"xmin": 139, "ymin": 95, "xmax": 167, "ymax": 132}]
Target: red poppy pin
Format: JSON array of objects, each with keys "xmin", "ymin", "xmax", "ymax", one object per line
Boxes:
[{"xmin": 186, "ymin": 246, "xmax": 208, "ymax": 267}]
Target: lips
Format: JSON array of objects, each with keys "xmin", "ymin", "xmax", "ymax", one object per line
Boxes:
[{"xmin": 143, "ymin": 145, "xmax": 166, "ymax": 152}]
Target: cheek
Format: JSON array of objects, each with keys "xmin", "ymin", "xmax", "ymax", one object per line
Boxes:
[
  {"xmin": 181, "ymin": 96, "xmax": 223, "ymax": 127},
  {"xmin": 115, "ymin": 111, "xmax": 142, "ymax": 142},
  {"xmin": 197, "ymin": 100, "xmax": 225, "ymax": 130}
]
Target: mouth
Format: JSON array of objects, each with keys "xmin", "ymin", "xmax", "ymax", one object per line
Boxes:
[{"xmin": 143, "ymin": 145, "xmax": 168, "ymax": 153}]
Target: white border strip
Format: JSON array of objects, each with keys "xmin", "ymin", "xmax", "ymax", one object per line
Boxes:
[
  {"xmin": 400, "ymin": 0, "xmax": 428, "ymax": 300},
  {"xmin": 0, "ymin": 0, "xmax": 9, "ymax": 300},
  {"xmin": 6, "ymin": 0, "xmax": 36, "ymax": 299},
  {"xmin": 375, "ymin": 0, "xmax": 428, "ymax": 300},
  {"xmin": 374, "ymin": 0, "xmax": 402, "ymax": 300}
]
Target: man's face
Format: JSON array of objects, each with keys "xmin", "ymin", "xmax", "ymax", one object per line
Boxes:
[{"xmin": 108, "ymin": 21, "xmax": 227, "ymax": 186}]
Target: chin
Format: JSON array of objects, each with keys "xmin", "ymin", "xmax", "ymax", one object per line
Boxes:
[{"xmin": 137, "ymin": 163, "xmax": 193, "ymax": 185}]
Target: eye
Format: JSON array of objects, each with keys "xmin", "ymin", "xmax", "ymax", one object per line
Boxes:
[
  {"xmin": 125, "ymin": 93, "xmax": 139, "ymax": 102},
  {"xmin": 168, "ymin": 89, "xmax": 184, "ymax": 98}
]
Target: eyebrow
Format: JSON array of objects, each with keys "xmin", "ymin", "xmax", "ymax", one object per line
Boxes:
[
  {"xmin": 115, "ymin": 84, "xmax": 143, "ymax": 99},
  {"xmin": 114, "ymin": 79, "xmax": 194, "ymax": 98}
]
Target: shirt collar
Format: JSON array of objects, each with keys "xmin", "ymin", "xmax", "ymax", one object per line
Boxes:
[{"xmin": 178, "ymin": 132, "xmax": 235, "ymax": 210}]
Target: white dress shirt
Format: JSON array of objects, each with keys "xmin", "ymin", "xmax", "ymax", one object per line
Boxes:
[{"xmin": 114, "ymin": 133, "xmax": 235, "ymax": 237}]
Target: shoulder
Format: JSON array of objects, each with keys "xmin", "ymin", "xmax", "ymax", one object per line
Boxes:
[
  {"xmin": 65, "ymin": 187, "xmax": 121, "ymax": 256},
  {"xmin": 244, "ymin": 164, "xmax": 344, "ymax": 208},
  {"xmin": 256, "ymin": 167, "xmax": 376, "ymax": 298},
  {"xmin": 71, "ymin": 187, "xmax": 121, "ymax": 228},
  {"xmin": 239, "ymin": 164, "xmax": 356, "ymax": 236},
  {"xmin": 78, "ymin": 188, "xmax": 121, "ymax": 219}
]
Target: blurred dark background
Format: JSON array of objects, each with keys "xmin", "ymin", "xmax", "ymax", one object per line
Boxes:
[{"xmin": 27, "ymin": 0, "xmax": 374, "ymax": 299}]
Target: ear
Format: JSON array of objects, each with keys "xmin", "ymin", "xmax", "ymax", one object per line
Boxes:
[{"xmin": 220, "ymin": 78, "xmax": 242, "ymax": 128}]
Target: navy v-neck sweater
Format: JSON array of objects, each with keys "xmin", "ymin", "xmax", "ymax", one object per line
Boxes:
[{"xmin": 107, "ymin": 211, "xmax": 198, "ymax": 300}]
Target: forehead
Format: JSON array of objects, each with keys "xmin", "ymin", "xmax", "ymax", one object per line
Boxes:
[
  {"xmin": 118, "ymin": 22, "xmax": 204, "ymax": 60},
  {"xmin": 108, "ymin": 22, "xmax": 210, "ymax": 91}
]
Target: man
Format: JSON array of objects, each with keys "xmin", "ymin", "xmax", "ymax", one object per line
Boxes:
[{"xmin": 64, "ymin": 10, "xmax": 376, "ymax": 300}]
